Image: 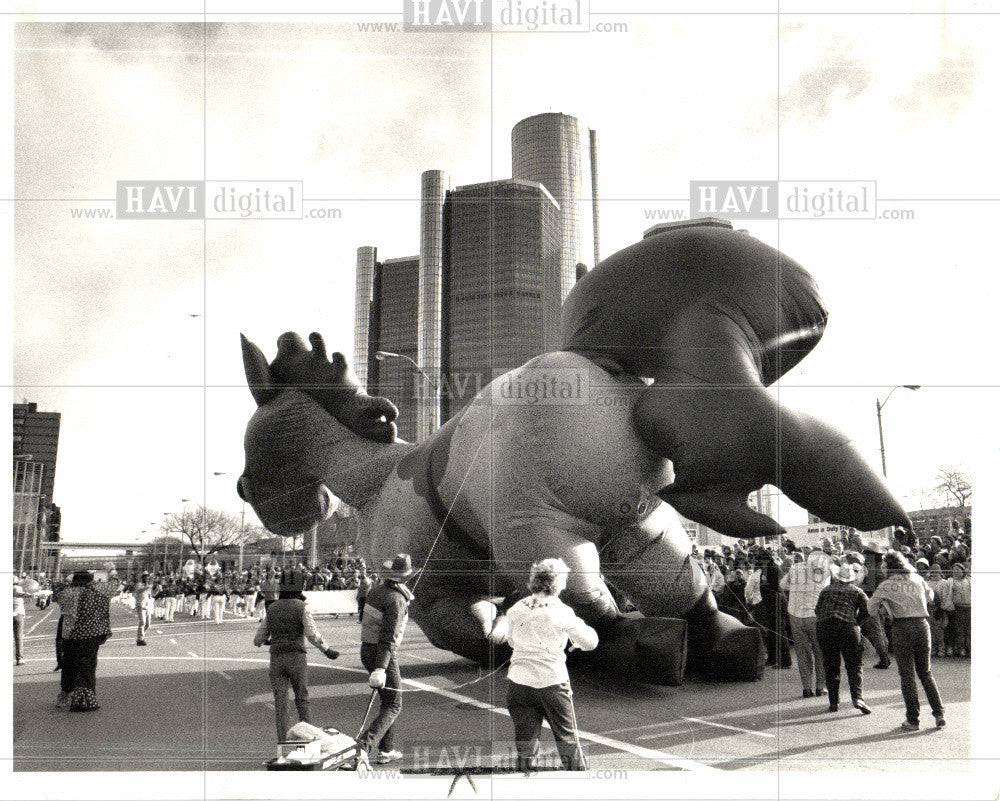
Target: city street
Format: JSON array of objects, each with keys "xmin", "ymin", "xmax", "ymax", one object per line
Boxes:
[{"xmin": 13, "ymin": 599, "xmax": 971, "ymax": 775}]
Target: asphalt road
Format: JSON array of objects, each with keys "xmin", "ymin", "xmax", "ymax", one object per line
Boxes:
[{"xmin": 13, "ymin": 598, "xmax": 971, "ymax": 775}]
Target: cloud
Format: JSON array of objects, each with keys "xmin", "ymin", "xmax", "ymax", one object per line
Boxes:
[
  {"xmin": 779, "ymin": 42, "xmax": 874, "ymax": 123},
  {"xmin": 893, "ymin": 51, "xmax": 976, "ymax": 120}
]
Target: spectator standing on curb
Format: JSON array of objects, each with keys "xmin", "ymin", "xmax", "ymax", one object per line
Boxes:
[
  {"xmin": 14, "ymin": 576, "xmax": 33, "ymax": 666},
  {"xmin": 947, "ymin": 563, "xmax": 971, "ymax": 658},
  {"xmin": 253, "ymin": 573, "xmax": 339, "ymax": 741},
  {"xmin": 815, "ymin": 562, "xmax": 872, "ymax": 716},
  {"xmin": 781, "ymin": 550, "xmax": 830, "ymax": 698},
  {"xmin": 867, "ymin": 550, "xmax": 946, "ymax": 731}
]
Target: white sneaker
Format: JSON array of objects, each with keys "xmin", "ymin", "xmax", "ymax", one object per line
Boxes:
[
  {"xmin": 375, "ymin": 749, "xmax": 403, "ymax": 764},
  {"xmin": 355, "ymin": 749, "xmax": 371, "ymax": 772}
]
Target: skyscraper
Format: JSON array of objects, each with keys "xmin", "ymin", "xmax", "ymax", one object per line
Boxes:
[
  {"xmin": 443, "ymin": 179, "xmax": 561, "ymax": 420},
  {"xmin": 512, "ymin": 112, "xmax": 585, "ymax": 300},
  {"xmin": 353, "ymin": 112, "xmax": 595, "ymax": 442}
]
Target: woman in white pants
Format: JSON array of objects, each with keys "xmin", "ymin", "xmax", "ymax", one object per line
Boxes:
[
  {"xmin": 163, "ymin": 586, "xmax": 178, "ymax": 622},
  {"xmin": 209, "ymin": 585, "xmax": 227, "ymax": 624},
  {"xmin": 242, "ymin": 587, "xmax": 258, "ymax": 618}
]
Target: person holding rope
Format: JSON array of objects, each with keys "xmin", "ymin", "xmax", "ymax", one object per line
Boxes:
[
  {"xmin": 492, "ymin": 558, "xmax": 598, "ymax": 773},
  {"xmin": 357, "ymin": 554, "xmax": 416, "ymax": 767},
  {"xmin": 814, "ymin": 562, "xmax": 872, "ymax": 715},
  {"xmin": 253, "ymin": 571, "xmax": 340, "ymax": 741}
]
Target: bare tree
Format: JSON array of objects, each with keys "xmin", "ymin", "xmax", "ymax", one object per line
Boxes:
[
  {"xmin": 160, "ymin": 506, "xmax": 267, "ymax": 565},
  {"xmin": 934, "ymin": 466, "xmax": 972, "ymax": 511}
]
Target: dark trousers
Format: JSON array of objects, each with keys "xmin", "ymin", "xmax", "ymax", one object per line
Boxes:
[
  {"xmin": 816, "ymin": 618, "xmax": 864, "ymax": 706},
  {"xmin": 860, "ymin": 614, "xmax": 890, "ymax": 661},
  {"xmin": 268, "ymin": 650, "xmax": 310, "ymax": 741},
  {"xmin": 753, "ymin": 599, "xmax": 791, "ymax": 666},
  {"xmin": 506, "ymin": 680, "xmax": 586, "ymax": 771},
  {"xmin": 891, "ymin": 617, "xmax": 944, "ymax": 724},
  {"xmin": 359, "ymin": 643, "xmax": 402, "ymax": 753},
  {"xmin": 62, "ymin": 637, "xmax": 101, "ymax": 709},
  {"xmin": 56, "ymin": 616, "xmax": 64, "ymax": 668},
  {"xmin": 14, "ymin": 615, "xmax": 24, "ymax": 661},
  {"xmin": 952, "ymin": 606, "xmax": 971, "ymax": 656}
]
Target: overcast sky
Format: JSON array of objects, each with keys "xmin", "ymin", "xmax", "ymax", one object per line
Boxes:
[{"xmin": 9, "ymin": 13, "xmax": 999, "ymax": 547}]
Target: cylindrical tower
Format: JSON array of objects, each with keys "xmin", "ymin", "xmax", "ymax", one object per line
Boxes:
[
  {"xmin": 418, "ymin": 169, "xmax": 448, "ymax": 441},
  {"xmin": 512, "ymin": 112, "xmax": 583, "ymax": 302},
  {"xmin": 354, "ymin": 245, "xmax": 377, "ymax": 390},
  {"xmin": 589, "ymin": 127, "xmax": 600, "ymax": 267}
]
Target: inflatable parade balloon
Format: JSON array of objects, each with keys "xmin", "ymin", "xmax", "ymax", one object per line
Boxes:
[{"xmin": 237, "ymin": 221, "xmax": 911, "ymax": 686}]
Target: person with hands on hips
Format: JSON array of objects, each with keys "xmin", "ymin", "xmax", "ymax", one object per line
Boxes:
[
  {"xmin": 253, "ymin": 571, "xmax": 339, "ymax": 742},
  {"xmin": 357, "ymin": 554, "xmax": 416, "ymax": 767}
]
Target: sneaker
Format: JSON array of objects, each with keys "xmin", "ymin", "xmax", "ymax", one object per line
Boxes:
[
  {"xmin": 934, "ymin": 713, "xmax": 946, "ymax": 728},
  {"xmin": 355, "ymin": 749, "xmax": 371, "ymax": 772},
  {"xmin": 901, "ymin": 720, "xmax": 919, "ymax": 731},
  {"xmin": 56, "ymin": 692, "xmax": 69, "ymax": 708},
  {"xmin": 53, "ymin": 665, "xmax": 61, "ymax": 672},
  {"xmin": 802, "ymin": 689, "xmax": 815, "ymax": 698},
  {"xmin": 827, "ymin": 703, "xmax": 839, "ymax": 713},
  {"xmin": 137, "ymin": 640, "xmax": 148, "ymax": 646},
  {"xmin": 815, "ymin": 688, "xmax": 827, "ymax": 697},
  {"xmin": 853, "ymin": 699, "xmax": 872, "ymax": 715},
  {"xmin": 873, "ymin": 659, "xmax": 891, "ymax": 669},
  {"xmin": 15, "ymin": 658, "xmax": 23, "ymax": 666},
  {"xmin": 375, "ymin": 749, "xmax": 404, "ymax": 764}
]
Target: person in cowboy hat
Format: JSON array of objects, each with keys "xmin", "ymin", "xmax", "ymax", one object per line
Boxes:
[
  {"xmin": 814, "ymin": 561, "xmax": 873, "ymax": 716},
  {"xmin": 357, "ymin": 553, "xmax": 416, "ymax": 767},
  {"xmin": 253, "ymin": 569, "xmax": 340, "ymax": 741}
]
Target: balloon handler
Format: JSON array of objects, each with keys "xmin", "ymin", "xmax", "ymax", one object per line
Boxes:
[
  {"xmin": 356, "ymin": 554, "xmax": 416, "ymax": 768},
  {"xmin": 254, "ymin": 571, "xmax": 340, "ymax": 742}
]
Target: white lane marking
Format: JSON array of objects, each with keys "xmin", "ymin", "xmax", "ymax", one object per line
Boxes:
[
  {"xmin": 408, "ymin": 653, "xmax": 434, "ymax": 662},
  {"xmin": 187, "ymin": 651, "xmax": 199, "ymax": 658},
  {"xmin": 15, "ymin": 656, "xmax": 717, "ymax": 771},
  {"xmin": 169, "ymin": 639, "xmax": 178, "ymax": 645},
  {"xmin": 156, "ymin": 630, "xmax": 163, "ymax": 635},
  {"xmin": 637, "ymin": 717, "xmax": 774, "ymax": 740},
  {"xmin": 25, "ymin": 607, "xmax": 56, "ymax": 635},
  {"xmin": 23, "ymin": 617, "xmax": 258, "ymax": 641},
  {"xmin": 217, "ymin": 671, "xmax": 233, "ymax": 680},
  {"xmin": 400, "ymin": 677, "xmax": 720, "ymax": 773}
]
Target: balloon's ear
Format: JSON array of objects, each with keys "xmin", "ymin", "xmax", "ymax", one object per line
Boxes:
[{"xmin": 241, "ymin": 334, "xmax": 280, "ymax": 407}]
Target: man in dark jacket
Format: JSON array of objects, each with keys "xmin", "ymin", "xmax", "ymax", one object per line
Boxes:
[
  {"xmin": 860, "ymin": 542, "xmax": 892, "ymax": 668},
  {"xmin": 357, "ymin": 554, "xmax": 415, "ymax": 767},
  {"xmin": 253, "ymin": 572, "xmax": 339, "ymax": 741}
]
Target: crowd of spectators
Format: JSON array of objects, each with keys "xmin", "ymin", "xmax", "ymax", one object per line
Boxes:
[{"xmin": 695, "ymin": 520, "xmax": 973, "ymax": 662}]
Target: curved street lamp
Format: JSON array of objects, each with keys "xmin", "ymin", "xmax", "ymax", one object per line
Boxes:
[
  {"xmin": 374, "ymin": 350, "xmax": 439, "ymax": 441},
  {"xmin": 876, "ymin": 385, "xmax": 920, "ymax": 477}
]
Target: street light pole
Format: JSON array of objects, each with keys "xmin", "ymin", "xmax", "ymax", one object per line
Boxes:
[
  {"xmin": 876, "ymin": 385, "xmax": 920, "ymax": 477},
  {"xmin": 374, "ymin": 350, "xmax": 439, "ymax": 441}
]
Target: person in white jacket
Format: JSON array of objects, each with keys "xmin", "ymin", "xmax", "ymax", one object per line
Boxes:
[
  {"xmin": 491, "ymin": 558, "xmax": 598, "ymax": 772},
  {"xmin": 780, "ymin": 550, "xmax": 831, "ymax": 697}
]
